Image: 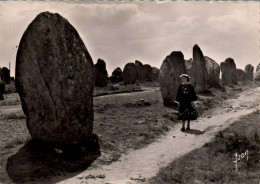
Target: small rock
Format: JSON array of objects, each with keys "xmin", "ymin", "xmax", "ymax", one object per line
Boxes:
[
  {"xmin": 54, "ymin": 148, "xmax": 63, "ymax": 154},
  {"xmin": 85, "ymin": 175, "xmax": 95, "ymax": 179},
  {"xmin": 144, "ymin": 102, "xmax": 151, "ymax": 106},
  {"xmin": 173, "ymin": 136, "xmax": 176, "ymax": 138},
  {"xmin": 96, "ymin": 174, "xmax": 105, "ymax": 179}
]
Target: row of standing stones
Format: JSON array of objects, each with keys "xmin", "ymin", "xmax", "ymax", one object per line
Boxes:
[
  {"xmin": 94, "ymin": 58, "xmax": 160, "ymax": 87},
  {"xmin": 159, "ymin": 45, "xmax": 257, "ymax": 107},
  {"xmin": 13, "ymin": 11, "xmax": 260, "ymax": 144}
]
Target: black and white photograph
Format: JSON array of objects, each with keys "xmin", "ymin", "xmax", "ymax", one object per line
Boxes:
[{"xmin": 0, "ymin": 1, "xmax": 259, "ymax": 183}]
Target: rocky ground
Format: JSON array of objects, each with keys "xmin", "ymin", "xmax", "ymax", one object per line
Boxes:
[{"xmin": 0, "ymin": 82, "xmax": 259, "ymax": 184}]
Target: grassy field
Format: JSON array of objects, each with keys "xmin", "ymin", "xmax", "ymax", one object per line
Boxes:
[{"xmin": 148, "ymin": 111, "xmax": 260, "ymax": 184}]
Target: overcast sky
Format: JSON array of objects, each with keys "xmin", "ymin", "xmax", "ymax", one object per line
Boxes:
[{"xmin": 0, "ymin": 1, "xmax": 258, "ymax": 76}]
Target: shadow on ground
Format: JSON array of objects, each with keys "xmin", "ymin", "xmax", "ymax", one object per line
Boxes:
[
  {"xmin": 6, "ymin": 134, "xmax": 101, "ymax": 184},
  {"xmin": 185, "ymin": 129, "xmax": 205, "ymax": 135}
]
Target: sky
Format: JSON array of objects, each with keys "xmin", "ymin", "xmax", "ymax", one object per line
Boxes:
[{"xmin": 0, "ymin": 1, "xmax": 259, "ymax": 77}]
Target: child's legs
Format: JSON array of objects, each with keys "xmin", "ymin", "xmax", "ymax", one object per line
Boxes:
[
  {"xmin": 187, "ymin": 120, "xmax": 190, "ymax": 128},
  {"xmin": 182, "ymin": 120, "xmax": 185, "ymax": 128}
]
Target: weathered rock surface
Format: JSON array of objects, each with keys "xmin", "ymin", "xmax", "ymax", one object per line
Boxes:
[
  {"xmin": 0, "ymin": 78, "xmax": 5, "ymax": 100},
  {"xmin": 1, "ymin": 67, "xmax": 11, "ymax": 84},
  {"xmin": 159, "ymin": 51, "xmax": 186, "ymax": 106},
  {"xmin": 135, "ymin": 60, "xmax": 145, "ymax": 81},
  {"xmin": 256, "ymin": 63, "xmax": 260, "ymax": 72},
  {"xmin": 236, "ymin": 69, "xmax": 247, "ymax": 81},
  {"xmin": 143, "ymin": 64, "xmax": 153, "ymax": 82},
  {"xmin": 185, "ymin": 44, "xmax": 208, "ymax": 93},
  {"xmin": 220, "ymin": 58, "xmax": 237, "ymax": 85},
  {"xmin": 110, "ymin": 67, "xmax": 123, "ymax": 83},
  {"xmin": 152, "ymin": 67, "xmax": 160, "ymax": 81},
  {"xmin": 205, "ymin": 56, "xmax": 220, "ymax": 87},
  {"xmin": 123, "ymin": 63, "xmax": 137, "ymax": 84},
  {"xmin": 254, "ymin": 70, "xmax": 260, "ymax": 81},
  {"xmin": 15, "ymin": 12, "xmax": 94, "ymax": 143},
  {"xmin": 245, "ymin": 64, "xmax": 254, "ymax": 81},
  {"xmin": 94, "ymin": 59, "xmax": 107, "ymax": 87}
]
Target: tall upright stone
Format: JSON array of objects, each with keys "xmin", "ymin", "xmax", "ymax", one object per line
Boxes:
[
  {"xmin": 0, "ymin": 78, "xmax": 5, "ymax": 100},
  {"xmin": 185, "ymin": 44, "xmax": 208, "ymax": 93},
  {"xmin": 220, "ymin": 58, "xmax": 237, "ymax": 86},
  {"xmin": 143, "ymin": 64, "xmax": 153, "ymax": 82},
  {"xmin": 159, "ymin": 51, "xmax": 186, "ymax": 106},
  {"xmin": 111, "ymin": 67, "xmax": 123, "ymax": 83},
  {"xmin": 152, "ymin": 67, "xmax": 160, "ymax": 81},
  {"xmin": 256, "ymin": 63, "xmax": 260, "ymax": 72},
  {"xmin": 1, "ymin": 67, "xmax": 11, "ymax": 84},
  {"xmin": 135, "ymin": 60, "xmax": 145, "ymax": 81},
  {"xmin": 205, "ymin": 56, "xmax": 220, "ymax": 87},
  {"xmin": 236, "ymin": 69, "xmax": 247, "ymax": 81},
  {"xmin": 123, "ymin": 63, "xmax": 137, "ymax": 84},
  {"xmin": 254, "ymin": 71, "xmax": 260, "ymax": 81},
  {"xmin": 94, "ymin": 59, "xmax": 108, "ymax": 87},
  {"xmin": 220, "ymin": 62, "xmax": 231, "ymax": 85},
  {"xmin": 15, "ymin": 12, "xmax": 94, "ymax": 144},
  {"xmin": 245, "ymin": 64, "xmax": 254, "ymax": 81}
]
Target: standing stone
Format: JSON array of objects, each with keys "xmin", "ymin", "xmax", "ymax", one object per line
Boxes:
[
  {"xmin": 135, "ymin": 60, "xmax": 145, "ymax": 81},
  {"xmin": 143, "ymin": 64, "xmax": 153, "ymax": 82},
  {"xmin": 220, "ymin": 62, "xmax": 232, "ymax": 85},
  {"xmin": 0, "ymin": 78, "xmax": 5, "ymax": 100},
  {"xmin": 185, "ymin": 44, "xmax": 208, "ymax": 93},
  {"xmin": 245, "ymin": 64, "xmax": 254, "ymax": 81},
  {"xmin": 152, "ymin": 67, "xmax": 160, "ymax": 81},
  {"xmin": 123, "ymin": 63, "xmax": 137, "ymax": 84},
  {"xmin": 236, "ymin": 69, "xmax": 247, "ymax": 81},
  {"xmin": 227, "ymin": 58, "xmax": 237, "ymax": 84},
  {"xmin": 256, "ymin": 63, "xmax": 260, "ymax": 72},
  {"xmin": 94, "ymin": 59, "xmax": 108, "ymax": 87},
  {"xmin": 205, "ymin": 56, "xmax": 220, "ymax": 87},
  {"xmin": 111, "ymin": 67, "xmax": 123, "ymax": 83},
  {"xmin": 159, "ymin": 51, "xmax": 186, "ymax": 106},
  {"xmin": 1, "ymin": 67, "xmax": 11, "ymax": 84},
  {"xmin": 220, "ymin": 58, "xmax": 237, "ymax": 85},
  {"xmin": 15, "ymin": 12, "xmax": 94, "ymax": 144},
  {"xmin": 254, "ymin": 70, "xmax": 260, "ymax": 81}
]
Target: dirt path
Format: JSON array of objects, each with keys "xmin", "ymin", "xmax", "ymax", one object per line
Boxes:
[{"xmin": 54, "ymin": 87, "xmax": 260, "ymax": 184}]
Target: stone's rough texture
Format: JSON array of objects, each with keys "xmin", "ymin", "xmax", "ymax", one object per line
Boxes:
[
  {"xmin": 123, "ymin": 63, "xmax": 137, "ymax": 84},
  {"xmin": 143, "ymin": 64, "xmax": 153, "ymax": 82},
  {"xmin": 152, "ymin": 67, "xmax": 160, "ymax": 81},
  {"xmin": 228, "ymin": 58, "xmax": 237, "ymax": 84},
  {"xmin": 254, "ymin": 70, "xmax": 260, "ymax": 81},
  {"xmin": 110, "ymin": 67, "xmax": 123, "ymax": 83},
  {"xmin": 15, "ymin": 12, "xmax": 94, "ymax": 143},
  {"xmin": 135, "ymin": 60, "xmax": 145, "ymax": 81},
  {"xmin": 220, "ymin": 62, "xmax": 232, "ymax": 85},
  {"xmin": 236, "ymin": 69, "xmax": 247, "ymax": 81},
  {"xmin": 245, "ymin": 64, "xmax": 254, "ymax": 81},
  {"xmin": 1, "ymin": 67, "xmax": 11, "ymax": 84},
  {"xmin": 205, "ymin": 56, "xmax": 220, "ymax": 87},
  {"xmin": 0, "ymin": 78, "xmax": 5, "ymax": 100},
  {"xmin": 256, "ymin": 63, "xmax": 260, "ymax": 72},
  {"xmin": 220, "ymin": 58, "xmax": 237, "ymax": 85},
  {"xmin": 185, "ymin": 45, "xmax": 208, "ymax": 93},
  {"xmin": 94, "ymin": 59, "xmax": 107, "ymax": 87},
  {"xmin": 159, "ymin": 51, "xmax": 186, "ymax": 106}
]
